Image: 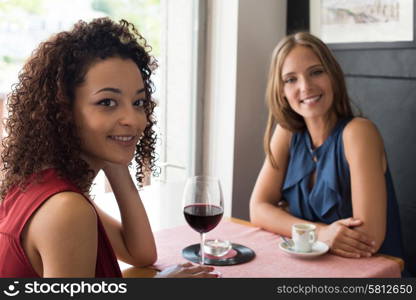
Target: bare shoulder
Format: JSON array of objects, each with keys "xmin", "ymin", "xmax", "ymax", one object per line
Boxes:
[
  {"xmin": 270, "ymin": 124, "xmax": 293, "ymax": 152},
  {"xmin": 343, "ymin": 117, "xmax": 384, "ymax": 160},
  {"xmin": 35, "ymin": 192, "xmax": 96, "ymax": 224},
  {"xmin": 24, "ymin": 191, "xmax": 99, "ymax": 276},
  {"xmin": 344, "ymin": 117, "xmax": 380, "ymax": 136},
  {"xmin": 268, "ymin": 124, "xmax": 293, "ymax": 167},
  {"xmin": 344, "ymin": 117, "xmax": 383, "ymax": 143},
  {"xmin": 29, "ymin": 192, "xmax": 97, "ymax": 245}
]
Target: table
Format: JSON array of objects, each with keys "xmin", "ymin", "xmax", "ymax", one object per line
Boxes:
[{"xmin": 122, "ymin": 218, "xmax": 403, "ymax": 278}]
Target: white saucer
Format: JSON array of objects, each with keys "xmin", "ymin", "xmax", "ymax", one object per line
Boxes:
[{"xmin": 279, "ymin": 240, "xmax": 329, "ymax": 258}]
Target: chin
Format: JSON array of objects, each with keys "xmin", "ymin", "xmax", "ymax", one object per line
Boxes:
[
  {"xmin": 115, "ymin": 152, "xmax": 135, "ymax": 164},
  {"xmin": 103, "ymin": 155, "xmax": 134, "ymax": 166},
  {"xmin": 302, "ymin": 110, "xmax": 331, "ymax": 120}
]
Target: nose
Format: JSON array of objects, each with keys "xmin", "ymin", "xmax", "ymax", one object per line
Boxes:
[
  {"xmin": 299, "ymin": 76, "xmax": 313, "ymax": 93},
  {"xmin": 118, "ymin": 105, "xmax": 147, "ymax": 130}
]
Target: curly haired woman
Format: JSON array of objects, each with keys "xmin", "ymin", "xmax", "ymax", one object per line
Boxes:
[{"xmin": 0, "ymin": 18, "xmax": 216, "ymax": 278}]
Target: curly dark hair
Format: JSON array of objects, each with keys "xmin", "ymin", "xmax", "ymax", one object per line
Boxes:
[{"xmin": 0, "ymin": 18, "xmax": 158, "ymax": 199}]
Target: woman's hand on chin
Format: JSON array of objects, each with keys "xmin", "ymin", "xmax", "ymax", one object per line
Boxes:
[
  {"xmin": 317, "ymin": 217, "xmax": 376, "ymax": 258},
  {"xmin": 102, "ymin": 161, "xmax": 130, "ymax": 174},
  {"xmin": 101, "ymin": 161, "xmax": 134, "ymax": 190}
]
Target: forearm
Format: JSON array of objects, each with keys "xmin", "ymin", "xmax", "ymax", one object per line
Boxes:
[
  {"xmin": 104, "ymin": 166, "xmax": 157, "ymax": 265},
  {"xmin": 250, "ymin": 201, "xmax": 323, "ymax": 237}
]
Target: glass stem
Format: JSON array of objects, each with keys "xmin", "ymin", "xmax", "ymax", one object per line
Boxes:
[{"xmin": 200, "ymin": 232, "xmax": 205, "ymax": 265}]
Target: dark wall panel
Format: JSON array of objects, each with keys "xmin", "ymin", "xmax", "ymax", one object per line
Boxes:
[
  {"xmin": 341, "ymin": 69, "xmax": 416, "ymax": 277},
  {"xmin": 336, "ymin": 50, "xmax": 416, "ymax": 78},
  {"xmin": 345, "ymin": 77, "xmax": 416, "ymax": 253}
]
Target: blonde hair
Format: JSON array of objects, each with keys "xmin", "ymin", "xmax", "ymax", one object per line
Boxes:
[{"xmin": 264, "ymin": 32, "xmax": 353, "ymax": 167}]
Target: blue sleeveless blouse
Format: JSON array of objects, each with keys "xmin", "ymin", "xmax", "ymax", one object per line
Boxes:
[{"xmin": 282, "ymin": 117, "xmax": 404, "ymax": 259}]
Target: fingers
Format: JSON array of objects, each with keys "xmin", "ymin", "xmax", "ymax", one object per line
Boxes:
[
  {"xmin": 331, "ymin": 247, "xmax": 361, "ymax": 258},
  {"xmin": 331, "ymin": 229, "xmax": 376, "ymax": 258},
  {"xmin": 180, "ymin": 262, "xmax": 193, "ymax": 268},
  {"xmin": 158, "ymin": 263, "xmax": 220, "ymax": 278},
  {"xmin": 179, "ymin": 263, "xmax": 220, "ymax": 278},
  {"xmin": 343, "ymin": 237, "xmax": 376, "ymax": 256},
  {"xmin": 335, "ymin": 240, "xmax": 372, "ymax": 258},
  {"xmin": 342, "ymin": 226, "xmax": 376, "ymax": 249},
  {"xmin": 193, "ymin": 270, "xmax": 221, "ymax": 278},
  {"xmin": 337, "ymin": 218, "xmax": 375, "ymax": 246},
  {"xmin": 342, "ymin": 233, "xmax": 376, "ymax": 253},
  {"xmin": 326, "ymin": 219, "xmax": 377, "ymax": 258},
  {"xmin": 338, "ymin": 217, "xmax": 362, "ymax": 227},
  {"xmin": 183, "ymin": 264, "xmax": 214, "ymax": 274}
]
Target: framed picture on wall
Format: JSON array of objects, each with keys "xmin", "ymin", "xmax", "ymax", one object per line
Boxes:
[{"xmin": 310, "ymin": 0, "xmax": 416, "ymax": 49}]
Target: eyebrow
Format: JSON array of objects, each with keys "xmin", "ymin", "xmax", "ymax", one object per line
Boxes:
[
  {"xmin": 282, "ymin": 64, "xmax": 323, "ymax": 77},
  {"xmin": 94, "ymin": 87, "xmax": 146, "ymax": 95}
]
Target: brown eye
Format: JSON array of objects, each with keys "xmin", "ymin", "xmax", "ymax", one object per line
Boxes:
[
  {"xmin": 134, "ymin": 99, "xmax": 146, "ymax": 108},
  {"xmin": 284, "ymin": 77, "xmax": 296, "ymax": 84},
  {"xmin": 97, "ymin": 98, "xmax": 116, "ymax": 107},
  {"xmin": 311, "ymin": 69, "xmax": 324, "ymax": 76}
]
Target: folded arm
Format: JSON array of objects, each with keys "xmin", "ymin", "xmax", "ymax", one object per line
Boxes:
[
  {"xmin": 343, "ymin": 118, "xmax": 388, "ymax": 251},
  {"xmin": 94, "ymin": 163, "xmax": 157, "ymax": 268},
  {"xmin": 250, "ymin": 125, "xmax": 314, "ymax": 236}
]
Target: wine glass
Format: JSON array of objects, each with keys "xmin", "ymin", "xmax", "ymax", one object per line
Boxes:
[{"xmin": 182, "ymin": 176, "xmax": 224, "ymax": 265}]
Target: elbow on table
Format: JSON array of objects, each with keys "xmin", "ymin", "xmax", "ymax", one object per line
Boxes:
[
  {"xmin": 372, "ymin": 235, "xmax": 386, "ymax": 254},
  {"xmin": 250, "ymin": 216, "xmax": 262, "ymax": 229},
  {"xmin": 146, "ymin": 252, "xmax": 158, "ymax": 267},
  {"xmin": 130, "ymin": 251, "xmax": 158, "ymax": 268},
  {"xmin": 249, "ymin": 201, "xmax": 275, "ymax": 230},
  {"xmin": 249, "ymin": 202, "xmax": 262, "ymax": 228}
]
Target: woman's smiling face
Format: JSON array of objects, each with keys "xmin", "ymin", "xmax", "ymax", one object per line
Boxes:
[
  {"xmin": 281, "ymin": 45, "xmax": 335, "ymax": 122},
  {"xmin": 73, "ymin": 56, "xmax": 147, "ymax": 171}
]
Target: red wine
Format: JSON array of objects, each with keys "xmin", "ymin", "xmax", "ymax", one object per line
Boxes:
[{"xmin": 184, "ymin": 204, "xmax": 223, "ymax": 233}]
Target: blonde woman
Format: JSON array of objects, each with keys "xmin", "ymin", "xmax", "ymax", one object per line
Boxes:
[{"xmin": 250, "ymin": 32, "xmax": 404, "ymax": 263}]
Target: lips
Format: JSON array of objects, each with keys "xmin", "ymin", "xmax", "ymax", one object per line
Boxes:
[
  {"xmin": 109, "ymin": 135, "xmax": 134, "ymax": 142},
  {"xmin": 300, "ymin": 95, "xmax": 321, "ymax": 104},
  {"xmin": 108, "ymin": 135, "xmax": 137, "ymax": 146}
]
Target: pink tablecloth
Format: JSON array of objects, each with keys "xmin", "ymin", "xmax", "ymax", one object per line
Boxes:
[{"xmin": 154, "ymin": 220, "xmax": 401, "ymax": 278}]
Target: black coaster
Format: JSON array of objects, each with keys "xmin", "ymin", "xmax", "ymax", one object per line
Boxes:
[{"xmin": 182, "ymin": 243, "xmax": 255, "ymax": 266}]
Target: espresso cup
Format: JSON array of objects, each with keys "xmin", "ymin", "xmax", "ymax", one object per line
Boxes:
[{"xmin": 291, "ymin": 223, "xmax": 317, "ymax": 253}]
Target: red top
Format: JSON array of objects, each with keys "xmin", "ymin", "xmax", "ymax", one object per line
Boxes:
[{"xmin": 0, "ymin": 168, "xmax": 122, "ymax": 277}]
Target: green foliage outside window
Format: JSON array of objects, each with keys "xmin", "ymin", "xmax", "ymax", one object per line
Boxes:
[
  {"xmin": 0, "ymin": 0, "xmax": 161, "ymax": 92},
  {"xmin": 91, "ymin": 0, "xmax": 161, "ymax": 56}
]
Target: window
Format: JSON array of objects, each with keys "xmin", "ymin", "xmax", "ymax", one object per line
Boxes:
[{"xmin": 0, "ymin": 0, "xmax": 203, "ymax": 231}]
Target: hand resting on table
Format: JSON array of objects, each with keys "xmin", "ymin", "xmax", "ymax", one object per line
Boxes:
[{"xmin": 318, "ymin": 217, "xmax": 377, "ymax": 258}]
